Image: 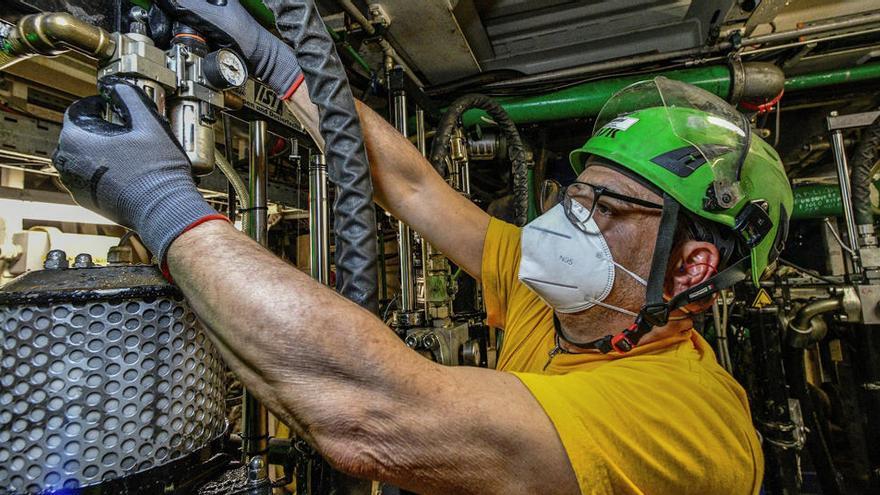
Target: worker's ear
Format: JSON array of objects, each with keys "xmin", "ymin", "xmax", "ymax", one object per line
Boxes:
[{"xmin": 665, "ymin": 240, "xmax": 721, "ymax": 311}]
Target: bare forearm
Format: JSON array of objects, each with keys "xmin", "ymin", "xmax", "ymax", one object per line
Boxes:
[
  {"xmin": 166, "ymin": 221, "xmax": 576, "ymax": 494},
  {"xmin": 286, "ymin": 86, "xmax": 433, "ymax": 213},
  {"xmin": 166, "ymin": 220, "xmax": 416, "ymax": 444}
]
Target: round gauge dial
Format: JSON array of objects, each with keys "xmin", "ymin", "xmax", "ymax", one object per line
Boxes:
[{"xmin": 204, "ymin": 49, "xmax": 248, "ymax": 90}]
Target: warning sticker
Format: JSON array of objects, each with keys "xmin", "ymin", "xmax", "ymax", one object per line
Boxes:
[{"xmin": 751, "ymin": 288, "xmax": 773, "ymax": 308}]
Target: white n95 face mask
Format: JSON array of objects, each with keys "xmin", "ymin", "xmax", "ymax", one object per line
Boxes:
[{"xmin": 518, "ymin": 203, "xmax": 647, "ymax": 315}]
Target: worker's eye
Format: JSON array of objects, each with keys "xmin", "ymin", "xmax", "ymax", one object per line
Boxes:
[{"xmin": 595, "ymin": 201, "xmax": 613, "ymax": 217}]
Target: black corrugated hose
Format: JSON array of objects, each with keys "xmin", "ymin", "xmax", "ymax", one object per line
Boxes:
[
  {"xmin": 262, "ymin": 0, "xmax": 378, "ymax": 315},
  {"xmin": 429, "ymin": 94, "xmax": 530, "ymax": 226},
  {"xmin": 851, "ymin": 117, "xmax": 880, "ymax": 227}
]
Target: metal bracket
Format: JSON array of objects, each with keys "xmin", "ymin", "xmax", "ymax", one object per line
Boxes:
[{"xmin": 826, "ymin": 110, "xmax": 880, "ymax": 131}]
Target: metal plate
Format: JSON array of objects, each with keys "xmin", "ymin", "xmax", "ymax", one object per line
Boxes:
[{"xmin": 0, "ymin": 288, "xmax": 226, "ymax": 493}]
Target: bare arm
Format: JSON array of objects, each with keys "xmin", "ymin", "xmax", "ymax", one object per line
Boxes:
[
  {"xmin": 285, "ymin": 87, "xmax": 489, "ymax": 279},
  {"xmin": 167, "ymin": 221, "xmax": 578, "ymax": 495}
]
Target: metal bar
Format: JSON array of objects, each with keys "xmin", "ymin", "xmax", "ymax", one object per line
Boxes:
[
  {"xmin": 829, "ymin": 117, "xmax": 862, "ymax": 274},
  {"xmin": 745, "ymin": 11, "xmax": 880, "ymax": 46},
  {"xmin": 416, "ymin": 108, "xmax": 431, "ymax": 318},
  {"xmin": 247, "ymin": 120, "xmax": 269, "ymax": 246},
  {"xmin": 391, "ymin": 90, "xmax": 416, "ymax": 312},
  {"xmin": 242, "ymin": 120, "xmax": 269, "ymax": 473},
  {"xmin": 223, "ymin": 114, "xmax": 237, "ymax": 223},
  {"xmin": 309, "ymin": 153, "xmax": 330, "ymax": 285}
]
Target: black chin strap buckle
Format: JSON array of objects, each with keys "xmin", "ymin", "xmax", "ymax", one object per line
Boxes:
[
  {"xmin": 605, "ymin": 305, "xmax": 670, "ymax": 354},
  {"xmin": 640, "ymin": 302, "xmax": 670, "ymax": 328}
]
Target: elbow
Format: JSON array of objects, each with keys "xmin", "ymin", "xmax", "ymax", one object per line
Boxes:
[{"xmin": 308, "ymin": 404, "xmax": 399, "ymax": 481}]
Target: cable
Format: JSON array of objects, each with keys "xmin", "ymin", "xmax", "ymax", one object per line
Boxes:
[
  {"xmin": 823, "ymin": 218, "xmax": 856, "ymax": 256},
  {"xmin": 264, "ymin": 0, "xmax": 379, "ymax": 314},
  {"xmin": 429, "ymin": 94, "xmax": 530, "ymax": 225}
]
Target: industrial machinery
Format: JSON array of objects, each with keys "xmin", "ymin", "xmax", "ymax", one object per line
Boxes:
[{"xmin": 2, "ymin": 0, "xmax": 880, "ymax": 494}]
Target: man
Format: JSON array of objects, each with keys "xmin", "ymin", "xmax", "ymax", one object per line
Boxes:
[{"xmin": 51, "ymin": 1, "xmax": 792, "ymax": 493}]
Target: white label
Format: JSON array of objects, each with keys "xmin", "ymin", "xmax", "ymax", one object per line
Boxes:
[{"xmin": 604, "ymin": 116, "xmax": 639, "ymax": 131}]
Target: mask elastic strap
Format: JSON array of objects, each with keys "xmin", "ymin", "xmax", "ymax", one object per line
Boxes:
[
  {"xmin": 552, "ymin": 195, "xmax": 680, "ymax": 354},
  {"xmin": 586, "ymin": 298, "xmax": 639, "ymax": 318},
  {"xmin": 611, "ymin": 260, "xmax": 647, "ymax": 286}
]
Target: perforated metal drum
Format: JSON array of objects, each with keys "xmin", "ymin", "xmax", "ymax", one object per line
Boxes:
[{"xmin": 0, "ymin": 265, "xmax": 227, "ymax": 494}]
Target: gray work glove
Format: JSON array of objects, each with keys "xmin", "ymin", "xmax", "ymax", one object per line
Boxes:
[
  {"xmin": 157, "ymin": 0, "xmax": 304, "ymax": 97},
  {"xmin": 53, "ymin": 79, "xmax": 224, "ymax": 267}
]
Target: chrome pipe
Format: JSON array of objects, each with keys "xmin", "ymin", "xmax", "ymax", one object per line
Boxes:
[
  {"xmin": 309, "ymin": 153, "xmax": 331, "ymax": 285},
  {"xmin": 830, "ymin": 123, "xmax": 862, "ymax": 273},
  {"xmin": 415, "ymin": 108, "xmax": 432, "ymax": 317},
  {"xmin": 242, "ymin": 120, "xmax": 269, "ymax": 470},
  {"xmin": 247, "ymin": 121, "xmax": 269, "ymax": 246},
  {"xmin": 391, "ymin": 91, "xmax": 416, "ymax": 312}
]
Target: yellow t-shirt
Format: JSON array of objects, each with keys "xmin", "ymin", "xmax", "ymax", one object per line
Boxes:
[{"xmin": 482, "ymin": 217, "xmax": 763, "ymax": 495}]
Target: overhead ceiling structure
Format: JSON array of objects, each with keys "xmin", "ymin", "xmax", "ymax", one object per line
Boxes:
[{"xmin": 318, "ymin": 0, "xmax": 880, "ymax": 87}]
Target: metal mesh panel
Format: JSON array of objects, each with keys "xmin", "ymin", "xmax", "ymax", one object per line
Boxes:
[{"xmin": 0, "ymin": 295, "xmax": 226, "ymax": 494}]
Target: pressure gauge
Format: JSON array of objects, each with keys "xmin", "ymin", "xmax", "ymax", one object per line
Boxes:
[{"xmin": 203, "ymin": 48, "xmax": 248, "ymax": 90}]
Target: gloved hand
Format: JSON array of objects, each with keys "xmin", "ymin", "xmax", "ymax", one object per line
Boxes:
[
  {"xmin": 156, "ymin": 0, "xmax": 304, "ymax": 98},
  {"xmin": 53, "ymin": 78, "xmax": 226, "ymax": 267}
]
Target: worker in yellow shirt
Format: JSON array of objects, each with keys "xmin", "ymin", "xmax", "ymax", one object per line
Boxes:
[{"xmin": 53, "ymin": 2, "xmax": 792, "ymax": 492}]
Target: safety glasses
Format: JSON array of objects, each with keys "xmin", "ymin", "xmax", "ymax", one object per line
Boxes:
[{"xmin": 540, "ymin": 179, "xmax": 663, "ymax": 234}]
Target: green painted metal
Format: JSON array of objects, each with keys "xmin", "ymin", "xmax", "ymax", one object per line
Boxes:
[
  {"xmin": 526, "ymin": 169, "xmax": 538, "ymax": 222},
  {"xmin": 130, "ymin": 0, "xmax": 151, "ymax": 9},
  {"xmin": 462, "ymin": 62, "xmax": 880, "ymax": 126},
  {"xmin": 792, "ymin": 185, "xmax": 843, "ymax": 220},
  {"xmin": 239, "ymin": 0, "xmax": 277, "ymax": 28},
  {"xmin": 461, "ymin": 66, "xmax": 732, "ymax": 126},
  {"xmin": 785, "ymin": 62, "xmax": 880, "ymax": 92}
]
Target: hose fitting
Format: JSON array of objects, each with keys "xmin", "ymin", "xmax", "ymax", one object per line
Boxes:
[
  {"xmin": 7, "ymin": 13, "xmax": 116, "ymax": 59},
  {"xmin": 787, "ymin": 298, "xmax": 841, "ymax": 348}
]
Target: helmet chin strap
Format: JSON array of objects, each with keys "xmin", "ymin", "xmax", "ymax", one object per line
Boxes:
[{"xmin": 552, "ymin": 194, "xmax": 751, "ymax": 354}]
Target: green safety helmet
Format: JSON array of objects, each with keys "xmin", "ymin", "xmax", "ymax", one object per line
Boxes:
[{"xmin": 562, "ymin": 77, "xmax": 793, "ymax": 354}]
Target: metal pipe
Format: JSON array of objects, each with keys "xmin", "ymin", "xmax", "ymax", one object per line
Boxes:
[
  {"xmin": 242, "ymin": 120, "xmax": 269, "ymax": 471},
  {"xmin": 247, "ymin": 121, "xmax": 269, "ymax": 246},
  {"xmin": 337, "ymin": 0, "xmax": 424, "ymax": 87},
  {"xmin": 786, "ymin": 61, "xmax": 880, "ymax": 92},
  {"xmin": 416, "ymin": 108, "xmax": 431, "ymax": 318},
  {"xmin": 829, "ymin": 120, "xmax": 862, "ymax": 273},
  {"xmin": 463, "ymin": 65, "xmax": 733, "ymax": 125},
  {"xmin": 391, "ymin": 90, "xmax": 416, "ymax": 312},
  {"xmin": 309, "ymin": 153, "xmax": 330, "ymax": 285},
  {"xmin": 745, "ymin": 11, "xmax": 880, "ymax": 47},
  {"xmin": 788, "ymin": 298, "xmax": 841, "ymax": 348},
  {"xmin": 462, "ymin": 62, "xmax": 880, "ymax": 126},
  {"xmin": 792, "ymin": 185, "xmax": 844, "ymax": 220},
  {"xmin": 5, "ymin": 13, "xmax": 116, "ymax": 60}
]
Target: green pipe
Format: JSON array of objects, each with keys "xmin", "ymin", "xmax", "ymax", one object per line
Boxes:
[
  {"xmin": 785, "ymin": 62, "xmax": 880, "ymax": 92},
  {"xmin": 462, "ymin": 62, "xmax": 880, "ymax": 126},
  {"xmin": 526, "ymin": 168, "xmax": 539, "ymax": 222},
  {"xmin": 792, "ymin": 185, "xmax": 843, "ymax": 220},
  {"xmin": 462, "ymin": 65, "xmax": 732, "ymax": 126},
  {"xmin": 328, "ymin": 28, "xmax": 374, "ymax": 75},
  {"xmin": 239, "ymin": 0, "xmax": 277, "ymax": 28}
]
